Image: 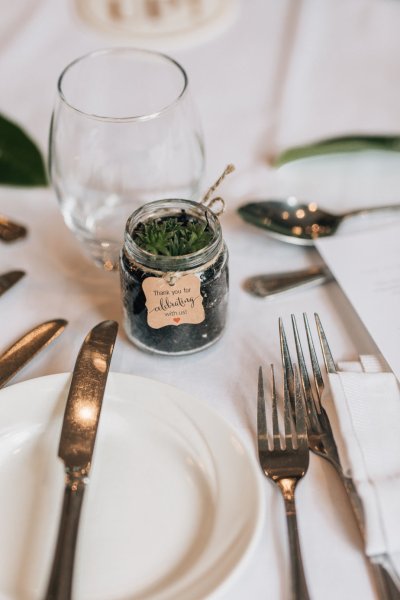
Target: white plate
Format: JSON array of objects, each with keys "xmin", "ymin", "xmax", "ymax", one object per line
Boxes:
[{"xmin": 0, "ymin": 373, "xmax": 264, "ymax": 600}]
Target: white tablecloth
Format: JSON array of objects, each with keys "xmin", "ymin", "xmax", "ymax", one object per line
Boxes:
[{"xmin": 1, "ymin": 1, "xmax": 399, "ymax": 598}]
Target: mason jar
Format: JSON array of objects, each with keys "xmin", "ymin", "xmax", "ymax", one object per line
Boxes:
[{"xmin": 119, "ymin": 198, "xmax": 229, "ymax": 355}]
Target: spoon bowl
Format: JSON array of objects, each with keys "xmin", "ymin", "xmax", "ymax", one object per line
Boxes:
[{"xmin": 238, "ymin": 197, "xmax": 400, "ymax": 245}]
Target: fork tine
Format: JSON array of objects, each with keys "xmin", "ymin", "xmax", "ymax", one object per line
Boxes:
[
  {"xmin": 315, "ymin": 313, "xmax": 337, "ymax": 374},
  {"xmin": 257, "ymin": 366, "xmax": 268, "ymax": 453},
  {"xmin": 270, "ymin": 364, "xmax": 281, "ymax": 450},
  {"xmin": 283, "ymin": 365, "xmax": 293, "ymax": 450},
  {"xmin": 303, "ymin": 313, "xmax": 324, "ymax": 405},
  {"xmin": 291, "ymin": 314, "xmax": 320, "ymax": 430},
  {"xmin": 293, "ymin": 365, "xmax": 308, "ymax": 449},
  {"xmin": 279, "ymin": 318, "xmax": 295, "ymax": 409}
]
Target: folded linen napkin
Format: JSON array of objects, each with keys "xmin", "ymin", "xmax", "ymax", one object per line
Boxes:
[{"xmin": 324, "ymin": 355, "xmax": 400, "ymax": 579}]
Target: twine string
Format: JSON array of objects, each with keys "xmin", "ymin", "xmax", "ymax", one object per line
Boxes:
[{"xmin": 201, "ymin": 164, "xmax": 235, "ymax": 215}]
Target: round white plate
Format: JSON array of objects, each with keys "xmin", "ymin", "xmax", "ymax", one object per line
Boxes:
[{"xmin": 0, "ymin": 373, "xmax": 264, "ymax": 600}]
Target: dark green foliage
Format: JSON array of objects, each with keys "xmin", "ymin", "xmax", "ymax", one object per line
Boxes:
[{"xmin": 0, "ymin": 113, "xmax": 48, "ymax": 186}]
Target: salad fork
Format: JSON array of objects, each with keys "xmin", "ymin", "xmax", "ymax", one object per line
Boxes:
[
  {"xmin": 281, "ymin": 313, "xmax": 400, "ymax": 600},
  {"xmin": 257, "ymin": 362, "xmax": 310, "ymax": 600}
]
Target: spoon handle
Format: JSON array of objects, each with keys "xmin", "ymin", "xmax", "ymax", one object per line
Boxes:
[
  {"xmin": 343, "ymin": 203, "xmax": 400, "ymax": 219},
  {"xmin": 243, "ymin": 266, "xmax": 332, "ymax": 298}
]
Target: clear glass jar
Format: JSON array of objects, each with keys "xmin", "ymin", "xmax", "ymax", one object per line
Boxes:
[{"xmin": 120, "ymin": 199, "xmax": 229, "ymax": 355}]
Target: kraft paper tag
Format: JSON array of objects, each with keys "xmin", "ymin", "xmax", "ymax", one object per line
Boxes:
[{"xmin": 142, "ymin": 275, "xmax": 205, "ymax": 329}]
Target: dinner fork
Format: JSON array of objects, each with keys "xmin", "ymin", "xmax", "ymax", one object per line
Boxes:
[
  {"xmin": 282, "ymin": 313, "xmax": 400, "ymax": 600},
  {"xmin": 257, "ymin": 363, "xmax": 310, "ymax": 600}
]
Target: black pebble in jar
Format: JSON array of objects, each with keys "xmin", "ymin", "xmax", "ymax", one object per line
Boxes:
[{"xmin": 119, "ymin": 199, "xmax": 229, "ymax": 355}]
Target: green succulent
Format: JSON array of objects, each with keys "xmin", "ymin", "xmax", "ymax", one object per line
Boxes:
[{"xmin": 134, "ymin": 215, "xmax": 213, "ymax": 256}]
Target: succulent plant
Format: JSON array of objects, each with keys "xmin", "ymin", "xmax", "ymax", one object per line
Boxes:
[{"xmin": 133, "ymin": 213, "xmax": 213, "ymax": 256}]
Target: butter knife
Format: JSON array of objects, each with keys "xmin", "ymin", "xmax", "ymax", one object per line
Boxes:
[
  {"xmin": 45, "ymin": 320, "xmax": 118, "ymax": 600},
  {"xmin": 0, "ymin": 214, "xmax": 27, "ymax": 242},
  {"xmin": 0, "ymin": 270, "xmax": 25, "ymax": 297},
  {"xmin": 0, "ymin": 319, "xmax": 67, "ymax": 388}
]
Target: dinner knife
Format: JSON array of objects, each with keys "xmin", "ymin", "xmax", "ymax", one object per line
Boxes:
[
  {"xmin": 0, "ymin": 270, "xmax": 25, "ymax": 297},
  {"xmin": 0, "ymin": 214, "xmax": 27, "ymax": 242},
  {"xmin": 45, "ymin": 320, "xmax": 118, "ymax": 600},
  {"xmin": 0, "ymin": 319, "xmax": 67, "ymax": 388},
  {"xmin": 316, "ymin": 314, "xmax": 400, "ymax": 599}
]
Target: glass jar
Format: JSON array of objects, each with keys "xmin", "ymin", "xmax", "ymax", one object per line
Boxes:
[{"xmin": 120, "ymin": 198, "xmax": 229, "ymax": 355}]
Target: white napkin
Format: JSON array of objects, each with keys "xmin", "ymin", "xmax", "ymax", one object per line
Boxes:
[{"xmin": 324, "ymin": 356, "xmax": 400, "ymax": 578}]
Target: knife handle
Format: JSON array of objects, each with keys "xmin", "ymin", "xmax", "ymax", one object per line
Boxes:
[
  {"xmin": 371, "ymin": 563, "xmax": 400, "ymax": 600},
  {"xmin": 340, "ymin": 475, "xmax": 400, "ymax": 599},
  {"xmin": 45, "ymin": 477, "xmax": 86, "ymax": 600},
  {"xmin": 243, "ymin": 266, "xmax": 332, "ymax": 298}
]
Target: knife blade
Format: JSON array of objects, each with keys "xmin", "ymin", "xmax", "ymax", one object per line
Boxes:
[
  {"xmin": 45, "ymin": 320, "xmax": 118, "ymax": 600},
  {"xmin": 0, "ymin": 214, "xmax": 27, "ymax": 242},
  {"xmin": 0, "ymin": 270, "xmax": 25, "ymax": 297},
  {"xmin": 0, "ymin": 319, "xmax": 67, "ymax": 388}
]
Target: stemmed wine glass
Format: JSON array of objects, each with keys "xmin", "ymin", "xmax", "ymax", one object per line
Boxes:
[{"xmin": 49, "ymin": 47, "xmax": 205, "ymax": 270}]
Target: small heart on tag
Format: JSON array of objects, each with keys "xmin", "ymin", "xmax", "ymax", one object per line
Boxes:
[{"xmin": 173, "ymin": 317, "xmax": 181, "ymax": 323}]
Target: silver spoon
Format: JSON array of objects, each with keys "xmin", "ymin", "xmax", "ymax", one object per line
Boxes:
[{"xmin": 238, "ymin": 197, "xmax": 400, "ymax": 245}]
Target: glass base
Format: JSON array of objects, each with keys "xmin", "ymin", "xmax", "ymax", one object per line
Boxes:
[{"xmin": 71, "ymin": 233, "xmax": 122, "ymax": 271}]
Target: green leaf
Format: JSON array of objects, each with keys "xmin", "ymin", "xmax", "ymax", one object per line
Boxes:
[
  {"xmin": 275, "ymin": 135, "xmax": 400, "ymax": 166},
  {"xmin": 0, "ymin": 113, "xmax": 48, "ymax": 186}
]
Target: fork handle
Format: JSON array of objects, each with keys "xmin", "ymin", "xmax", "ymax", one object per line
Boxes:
[{"xmin": 280, "ymin": 480, "xmax": 311, "ymax": 600}]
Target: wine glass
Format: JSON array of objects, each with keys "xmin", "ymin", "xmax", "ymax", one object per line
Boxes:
[{"xmin": 49, "ymin": 47, "xmax": 205, "ymax": 270}]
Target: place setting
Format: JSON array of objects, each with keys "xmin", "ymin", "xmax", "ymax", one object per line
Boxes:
[{"xmin": 2, "ymin": 1, "xmax": 400, "ymax": 599}]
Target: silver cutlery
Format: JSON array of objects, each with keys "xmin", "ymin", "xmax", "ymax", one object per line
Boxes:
[
  {"xmin": 45, "ymin": 320, "xmax": 118, "ymax": 600},
  {"xmin": 0, "ymin": 319, "xmax": 67, "ymax": 387},
  {"xmin": 0, "ymin": 214, "xmax": 27, "ymax": 242},
  {"xmin": 281, "ymin": 312, "xmax": 400, "ymax": 599},
  {"xmin": 257, "ymin": 360, "xmax": 310, "ymax": 600},
  {"xmin": 238, "ymin": 197, "xmax": 400, "ymax": 246},
  {"xmin": 0, "ymin": 270, "xmax": 25, "ymax": 297},
  {"xmin": 244, "ymin": 265, "xmax": 332, "ymax": 298}
]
